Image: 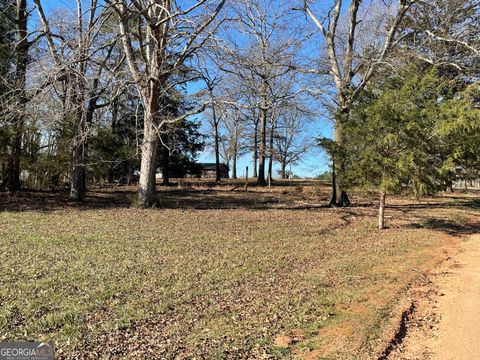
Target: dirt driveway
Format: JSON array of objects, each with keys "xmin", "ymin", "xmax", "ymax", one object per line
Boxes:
[{"xmin": 388, "ymin": 233, "xmax": 480, "ymax": 360}]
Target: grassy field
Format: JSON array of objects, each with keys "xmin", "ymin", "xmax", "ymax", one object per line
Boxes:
[{"xmin": 0, "ymin": 183, "xmax": 478, "ymax": 359}]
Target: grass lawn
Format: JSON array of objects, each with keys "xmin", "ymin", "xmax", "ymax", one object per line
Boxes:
[{"xmin": 0, "ymin": 184, "xmax": 478, "ymax": 359}]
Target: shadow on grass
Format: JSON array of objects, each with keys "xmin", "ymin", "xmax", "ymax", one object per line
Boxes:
[
  {"xmin": 2, "ymin": 187, "xmax": 478, "ymax": 222},
  {"xmin": 410, "ymin": 217, "xmax": 480, "ymax": 236},
  {"xmin": 406, "ymin": 216, "xmax": 480, "ymax": 236},
  {"xmin": 0, "ymin": 188, "xmax": 131, "ymax": 212},
  {"xmin": 390, "ymin": 197, "xmax": 480, "ymax": 213},
  {"xmin": 0, "ymin": 186, "xmax": 331, "ymax": 212}
]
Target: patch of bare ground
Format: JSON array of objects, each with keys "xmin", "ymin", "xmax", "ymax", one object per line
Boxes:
[
  {"xmin": 378, "ymin": 248, "xmax": 458, "ymax": 360},
  {"xmin": 383, "ymin": 233, "xmax": 480, "ymax": 360}
]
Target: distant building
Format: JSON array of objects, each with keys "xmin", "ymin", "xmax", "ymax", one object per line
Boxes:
[
  {"xmin": 197, "ymin": 163, "xmax": 229, "ymax": 179},
  {"xmin": 454, "ymin": 179, "xmax": 480, "ymax": 189},
  {"xmin": 154, "ymin": 163, "xmax": 230, "ymax": 180}
]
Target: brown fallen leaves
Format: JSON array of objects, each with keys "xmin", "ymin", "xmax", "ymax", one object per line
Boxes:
[{"xmin": 1, "ymin": 185, "xmax": 477, "ymax": 359}]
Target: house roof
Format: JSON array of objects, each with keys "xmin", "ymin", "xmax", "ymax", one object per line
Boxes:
[{"xmin": 198, "ymin": 163, "xmax": 229, "ymax": 170}]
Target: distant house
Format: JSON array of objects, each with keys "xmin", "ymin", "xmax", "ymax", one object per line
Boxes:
[{"xmin": 197, "ymin": 163, "xmax": 229, "ymax": 179}]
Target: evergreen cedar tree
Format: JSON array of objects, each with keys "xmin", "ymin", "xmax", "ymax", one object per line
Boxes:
[{"xmin": 319, "ymin": 65, "xmax": 479, "ymax": 229}]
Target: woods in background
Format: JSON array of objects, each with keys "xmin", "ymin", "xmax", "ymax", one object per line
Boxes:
[{"xmin": 0, "ymin": 0, "xmax": 478, "ymax": 220}]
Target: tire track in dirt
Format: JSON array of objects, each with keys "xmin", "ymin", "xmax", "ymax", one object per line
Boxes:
[
  {"xmin": 430, "ymin": 234, "xmax": 480, "ymax": 359},
  {"xmin": 386, "ymin": 233, "xmax": 480, "ymax": 360}
]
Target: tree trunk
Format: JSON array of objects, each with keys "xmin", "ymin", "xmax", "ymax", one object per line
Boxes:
[
  {"xmin": 111, "ymin": 97, "xmax": 118, "ymax": 133},
  {"xmin": 268, "ymin": 157, "xmax": 273, "ymax": 182},
  {"xmin": 70, "ymin": 134, "xmax": 86, "ymax": 201},
  {"xmin": 330, "ymin": 111, "xmax": 350, "ymax": 206},
  {"xmin": 445, "ymin": 179, "xmax": 454, "ymax": 193},
  {"xmin": 331, "ymin": 159, "xmax": 337, "ymax": 202},
  {"xmin": 213, "ymin": 107, "xmax": 220, "ymax": 182},
  {"xmin": 378, "ymin": 190, "xmax": 386, "ymax": 230},
  {"xmin": 267, "ymin": 122, "xmax": 274, "ymax": 182},
  {"xmin": 108, "ymin": 166, "xmax": 114, "ymax": 183},
  {"xmin": 5, "ymin": 0, "xmax": 28, "ymax": 192},
  {"xmin": 253, "ymin": 119, "xmax": 258, "ymax": 178},
  {"xmin": 280, "ymin": 162, "xmax": 286, "ymax": 179},
  {"xmin": 107, "ymin": 98, "xmax": 119, "ymax": 184},
  {"xmin": 138, "ymin": 105, "xmax": 159, "ymax": 207},
  {"xmin": 257, "ymin": 91, "xmax": 267, "ymax": 185},
  {"xmin": 6, "ymin": 128, "xmax": 22, "ymax": 192},
  {"xmin": 71, "ymin": 92, "xmax": 97, "ymax": 198},
  {"xmin": 232, "ymin": 145, "xmax": 238, "ymax": 179},
  {"xmin": 412, "ymin": 178, "xmax": 421, "ymax": 201},
  {"xmin": 162, "ymin": 143, "xmax": 170, "ymax": 186},
  {"xmin": 69, "ymin": 84, "xmax": 91, "ymax": 201}
]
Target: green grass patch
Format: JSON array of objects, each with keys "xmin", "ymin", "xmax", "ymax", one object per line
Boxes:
[{"xmin": 0, "ymin": 188, "xmax": 476, "ymax": 358}]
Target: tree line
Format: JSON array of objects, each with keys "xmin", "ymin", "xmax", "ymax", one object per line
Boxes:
[{"xmin": 0, "ymin": 0, "xmax": 478, "ymax": 224}]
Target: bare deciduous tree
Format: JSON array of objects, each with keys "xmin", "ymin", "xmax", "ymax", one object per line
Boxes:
[
  {"xmin": 300, "ymin": 0, "xmax": 416, "ymax": 206},
  {"xmin": 4, "ymin": 0, "xmax": 29, "ymax": 191},
  {"xmin": 218, "ymin": 103, "xmax": 247, "ymax": 179},
  {"xmin": 105, "ymin": 0, "xmax": 226, "ymax": 207},
  {"xmin": 198, "ymin": 59, "xmax": 223, "ymax": 182},
  {"xmin": 399, "ymin": 0, "xmax": 480, "ymax": 72},
  {"xmin": 273, "ymin": 108, "xmax": 310, "ymax": 179},
  {"xmin": 217, "ymin": 0, "xmax": 302, "ymax": 184},
  {"xmin": 34, "ymin": 0, "xmax": 118, "ymax": 201}
]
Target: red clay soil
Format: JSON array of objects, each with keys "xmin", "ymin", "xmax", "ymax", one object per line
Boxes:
[{"xmin": 387, "ymin": 234, "xmax": 480, "ymax": 360}]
